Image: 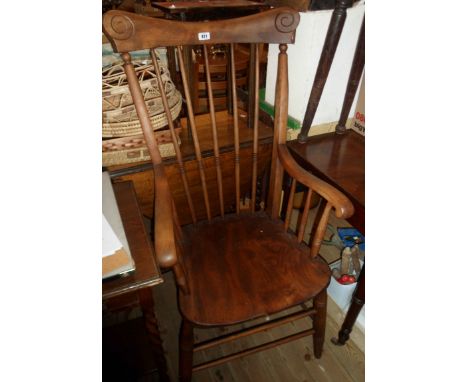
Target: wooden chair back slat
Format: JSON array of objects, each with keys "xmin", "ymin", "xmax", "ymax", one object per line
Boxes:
[
  {"xmin": 202, "ymin": 45, "xmax": 225, "ymax": 217},
  {"xmin": 297, "ymin": 188, "xmax": 313, "ymax": 243},
  {"xmin": 176, "ymin": 46, "xmax": 212, "ymax": 221},
  {"xmin": 284, "ymin": 178, "xmax": 297, "ymax": 231},
  {"xmin": 250, "ymin": 43, "xmax": 260, "ymax": 213},
  {"xmin": 229, "ymin": 43, "xmax": 241, "ymax": 215},
  {"xmin": 103, "ymin": 8, "xmax": 300, "ymax": 52},
  {"xmin": 150, "ymin": 49, "xmax": 197, "ymax": 224}
]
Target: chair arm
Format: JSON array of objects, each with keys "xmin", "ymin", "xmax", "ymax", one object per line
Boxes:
[
  {"xmin": 153, "ymin": 164, "xmax": 178, "ymax": 269},
  {"xmin": 277, "ymin": 144, "xmax": 355, "ymax": 219}
]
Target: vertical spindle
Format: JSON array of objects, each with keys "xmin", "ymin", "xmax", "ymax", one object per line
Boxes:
[
  {"xmin": 177, "ymin": 46, "xmax": 212, "ymax": 221},
  {"xmin": 203, "ymin": 45, "xmax": 225, "ymax": 217},
  {"xmin": 250, "ymin": 43, "xmax": 260, "ymax": 213},
  {"xmin": 297, "ymin": 188, "xmax": 313, "ymax": 243},
  {"xmin": 284, "ymin": 178, "xmax": 297, "ymax": 231},
  {"xmin": 151, "ymin": 49, "xmax": 197, "ymax": 224},
  {"xmin": 310, "ymin": 201, "xmax": 332, "ymax": 257},
  {"xmin": 229, "ymin": 44, "xmax": 241, "ymax": 215}
]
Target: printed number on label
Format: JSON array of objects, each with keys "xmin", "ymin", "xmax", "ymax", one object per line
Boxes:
[{"xmin": 198, "ymin": 32, "xmax": 210, "ymax": 41}]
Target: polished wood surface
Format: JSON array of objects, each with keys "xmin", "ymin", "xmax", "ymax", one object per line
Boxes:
[
  {"xmin": 179, "ymin": 211, "xmax": 331, "ymax": 326},
  {"xmin": 288, "ymin": 130, "xmax": 364, "ymax": 232},
  {"xmin": 103, "ymin": 7, "xmax": 300, "ymax": 52},
  {"xmin": 102, "ymin": 181, "xmax": 163, "ymax": 299},
  {"xmin": 103, "ymin": 8, "xmax": 355, "ymax": 380}
]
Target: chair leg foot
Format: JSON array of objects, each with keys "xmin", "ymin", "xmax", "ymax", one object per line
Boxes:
[
  {"xmin": 313, "ymin": 289, "xmax": 327, "ymax": 358},
  {"xmin": 179, "ymin": 318, "xmax": 194, "ymax": 382}
]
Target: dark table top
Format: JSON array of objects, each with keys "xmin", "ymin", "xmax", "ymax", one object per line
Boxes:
[
  {"xmin": 287, "ymin": 130, "xmax": 365, "ymax": 233},
  {"xmin": 102, "ymin": 181, "xmax": 163, "ymax": 300}
]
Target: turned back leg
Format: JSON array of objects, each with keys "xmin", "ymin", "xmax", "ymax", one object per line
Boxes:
[
  {"xmin": 312, "ymin": 288, "xmax": 328, "ymax": 358},
  {"xmin": 179, "ymin": 318, "xmax": 194, "ymax": 382}
]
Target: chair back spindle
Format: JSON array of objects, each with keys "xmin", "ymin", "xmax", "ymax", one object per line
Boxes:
[
  {"xmin": 284, "ymin": 178, "xmax": 297, "ymax": 231},
  {"xmin": 310, "ymin": 201, "xmax": 333, "ymax": 258},
  {"xmin": 176, "ymin": 46, "xmax": 212, "ymax": 221},
  {"xmin": 229, "ymin": 43, "xmax": 241, "ymax": 215},
  {"xmin": 202, "ymin": 45, "xmax": 225, "ymax": 217},
  {"xmin": 250, "ymin": 43, "xmax": 260, "ymax": 212},
  {"xmin": 150, "ymin": 49, "xmax": 197, "ymax": 224},
  {"xmin": 297, "ymin": 188, "xmax": 313, "ymax": 243}
]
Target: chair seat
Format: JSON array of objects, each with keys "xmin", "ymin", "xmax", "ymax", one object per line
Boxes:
[{"xmin": 178, "ymin": 211, "xmax": 331, "ymax": 326}]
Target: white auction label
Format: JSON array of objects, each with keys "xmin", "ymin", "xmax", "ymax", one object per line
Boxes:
[{"xmin": 198, "ymin": 32, "xmax": 211, "ymax": 41}]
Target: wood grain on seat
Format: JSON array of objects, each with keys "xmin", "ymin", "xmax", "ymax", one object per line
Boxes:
[{"xmin": 179, "ymin": 212, "xmax": 331, "ymax": 326}]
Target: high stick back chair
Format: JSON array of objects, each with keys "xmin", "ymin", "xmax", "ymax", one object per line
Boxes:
[{"xmin": 103, "ymin": 7, "xmax": 354, "ymax": 381}]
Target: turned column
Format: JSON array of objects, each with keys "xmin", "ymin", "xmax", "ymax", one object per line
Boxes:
[
  {"xmin": 138, "ymin": 288, "xmax": 170, "ymax": 382},
  {"xmin": 331, "ymin": 265, "xmax": 365, "ymax": 345},
  {"xmin": 335, "ymin": 16, "xmax": 365, "ymax": 134},
  {"xmin": 298, "ymin": 0, "xmax": 353, "ymax": 143}
]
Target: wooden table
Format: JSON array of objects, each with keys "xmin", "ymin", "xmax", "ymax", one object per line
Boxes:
[
  {"xmin": 102, "ymin": 181, "xmax": 169, "ymax": 381},
  {"xmin": 287, "ymin": 129, "xmax": 365, "ymax": 346}
]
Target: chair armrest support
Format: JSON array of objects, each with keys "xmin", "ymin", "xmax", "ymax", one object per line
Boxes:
[
  {"xmin": 153, "ymin": 164, "xmax": 178, "ymax": 269},
  {"xmin": 277, "ymin": 144, "xmax": 354, "ymax": 219}
]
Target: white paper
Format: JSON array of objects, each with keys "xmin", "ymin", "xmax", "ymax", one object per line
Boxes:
[{"xmin": 102, "ymin": 214, "xmax": 123, "ymax": 258}]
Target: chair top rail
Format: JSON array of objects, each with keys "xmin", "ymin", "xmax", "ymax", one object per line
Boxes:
[{"xmin": 103, "ymin": 7, "xmax": 300, "ymax": 52}]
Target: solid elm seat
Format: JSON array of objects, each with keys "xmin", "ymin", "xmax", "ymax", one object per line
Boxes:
[{"xmin": 179, "ymin": 212, "xmax": 331, "ymax": 326}]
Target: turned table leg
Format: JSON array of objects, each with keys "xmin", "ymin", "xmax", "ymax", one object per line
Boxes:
[
  {"xmin": 335, "ymin": 17, "xmax": 365, "ymax": 134},
  {"xmin": 298, "ymin": 0, "xmax": 353, "ymax": 143},
  {"xmin": 331, "ymin": 264, "xmax": 365, "ymax": 346},
  {"xmin": 138, "ymin": 287, "xmax": 170, "ymax": 382}
]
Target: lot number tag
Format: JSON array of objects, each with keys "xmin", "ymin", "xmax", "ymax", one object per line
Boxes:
[{"xmin": 198, "ymin": 32, "xmax": 211, "ymax": 41}]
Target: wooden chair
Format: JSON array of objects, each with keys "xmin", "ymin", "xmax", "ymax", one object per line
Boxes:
[{"xmin": 103, "ymin": 7, "xmax": 354, "ymax": 381}]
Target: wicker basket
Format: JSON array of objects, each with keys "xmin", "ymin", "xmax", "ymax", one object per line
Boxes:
[
  {"xmin": 102, "ymin": 58, "xmax": 182, "ymax": 138},
  {"xmin": 102, "ymin": 128, "xmax": 181, "ymax": 167}
]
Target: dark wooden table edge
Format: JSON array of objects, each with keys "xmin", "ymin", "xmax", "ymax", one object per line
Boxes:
[
  {"xmin": 287, "ymin": 131, "xmax": 365, "ymax": 234},
  {"xmin": 102, "ymin": 180, "xmax": 164, "ymax": 300},
  {"xmin": 103, "ymin": 278, "xmax": 164, "ymax": 300}
]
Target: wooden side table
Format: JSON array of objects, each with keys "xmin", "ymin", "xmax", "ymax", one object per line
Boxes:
[
  {"xmin": 287, "ymin": 130, "xmax": 365, "ymax": 346},
  {"xmin": 103, "ymin": 181, "xmax": 169, "ymax": 382}
]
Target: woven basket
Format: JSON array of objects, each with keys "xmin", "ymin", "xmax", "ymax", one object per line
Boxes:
[
  {"xmin": 102, "ymin": 128, "xmax": 181, "ymax": 167},
  {"xmin": 102, "ymin": 58, "xmax": 182, "ymax": 138}
]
